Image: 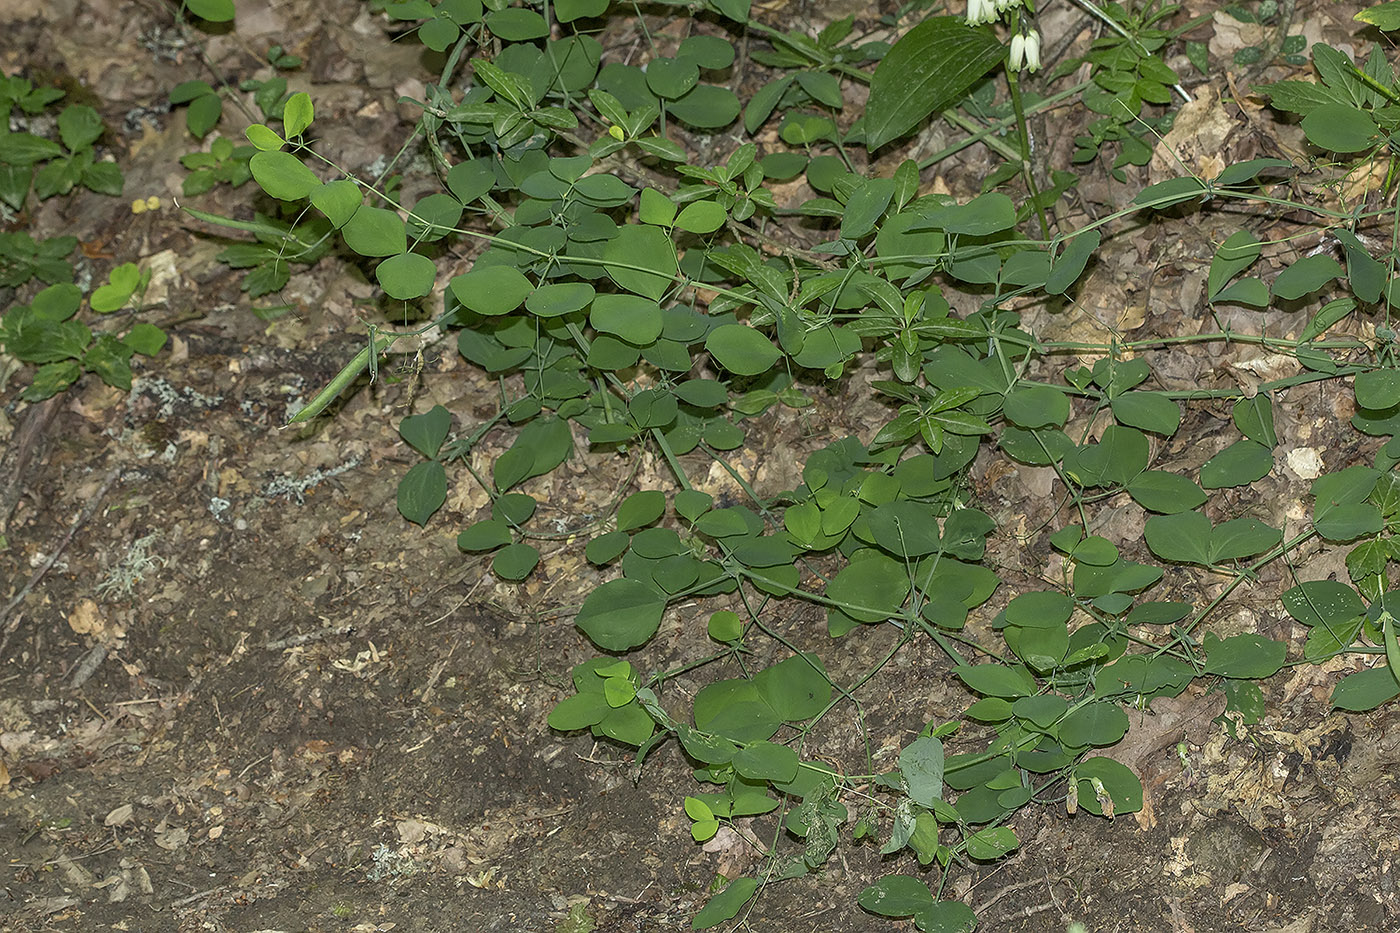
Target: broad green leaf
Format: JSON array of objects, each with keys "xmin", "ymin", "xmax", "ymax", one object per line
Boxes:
[
  {"xmin": 250, "ymin": 150, "xmax": 321, "ymax": 201},
  {"xmin": 864, "ymin": 17, "xmax": 1005, "ymax": 150},
  {"xmin": 692, "ymin": 877, "xmax": 757, "ymax": 930},
  {"xmin": 1074, "ymin": 756, "xmax": 1143, "ymax": 816},
  {"xmin": 1110, "ymin": 392, "xmax": 1180, "ymax": 435},
  {"xmin": 965, "ymin": 826, "xmax": 1019, "ymax": 860},
  {"xmin": 1126, "ymin": 471, "xmax": 1207, "ymax": 513},
  {"xmin": 605, "ymin": 224, "xmax": 677, "ymax": 299},
  {"xmin": 841, "ymin": 177, "xmax": 895, "ymax": 240},
  {"xmin": 590, "ymin": 294, "xmax": 663, "ymax": 344},
  {"xmin": 1301, "ymin": 103, "xmax": 1380, "ymax": 152},
  {"xmin": 826, "ymin": 554, "xmax": 910, "ymax": 623},
  {"xmin": 548, "ymin": 691, "xmax": 609, "ymax": 730},
  {"xmin": 1232, "ymin": 394, "xmax": 1277, "ymax": 447},
  {"xmin": 1202, "ymin": 632, "xmax": 1287, "ymax": 678},
  {"xmin": 574, "ymin": 578, "xmax": 667, "ymax": 651},
  {"xmin": 706, "ymin": 323, "xmax": 780, "ymax": 376},
  {"xmin": 1357, "ymin": 2, "xmax": 1400, "ymax": 29},
  {"xmin": 376, "ymin": 251, "xmax": 437, "ymax": 299},
  {"xmin": 1143, "ymin": 511, "xmax": 1212, "ymax": 564},
  {"xmin": 526, "ymin": 282, "xmax": 595, "ymax": 317},
  {"xmin": 857, "ymin": 874, "xmax": 934, "ymax": 917},
  {"xmin": 1331, "ymin": 666, "xmax": 1400, "ymax": 711},
  {"xmin": 457, "ymin": 519, "xmax": 512, "ymax": 552},
  {"xmin": 450, "ymin": 265, "xmax": 533, "ymax": 315},
  {"xmin": 899, "ymin": 735, "xmax": 944, "ymax": 807},
  {"xmin": 399, "ymin": 404, "xmax": 451, "ymax": 458},
  {"xmin": 1281, "ymin": 579, "xmax": 1366, "ymax": 628},
  {"xmin": 1207, "ymin": 230, "xmax": 1261, "ymax": 299},
  {"xmin": 733, "ymin": 741, "xmax": 800, "ymax": 782},
  {"xmin": 585, "ymin": 530, "xmax": 629, "ymax": 564},
  {"xmin": 1003, "ymin": 385, "xmax": 1069, "ymax": 428},
  {"xmin": 915, "ymin": 900, "xmax": 979, "ymax": 933},
  {"xmin": 861, "ymin": 501, "xmax": 941, "ymax": 557},
  {"xmin": 186, "ymin": 0, "xmax": 235, "ymax": 21},
  {"xmin": 1208, "ymin": 517, "xmax": 1281, "ymax": 562},
  {"xmin": 1045, "ymin": 230, "xmax": 1101, "ymax": 295},
  {"xmin": 953, "ymin": 663, "xmax": 1036, "ymax": 698},
  {"xmin": 1200, "ymin": 439, "xmax": 1272, "ymax": 489},
  {"xmin": 311, "ymin": 179, "xmax": 362, "ymax": 227},
  {"xmin": 669, "ymin": 85, "xmax": 741, "ymax": 128},
  {"xmin": 755, "ymin": 653, "xmax": 831, "ymax": 721},
  {"xmin": 342, "ymin": 206, "xmax": 407, "ymax": 257},
  {"xmin": 397, "ymin": 461, "xmax": 446, "ymax": 525},
  {"xmin": 618, "ymin": 489, "xmax": 666, "ymax": 531},
  {"xmin": 1272, "ymin": 254, "xmax": 1343, "ymax": 300},
  {"xmin": 1313, "ymin": 465, "xmax": 1383, "ymax": 541},
  {"xmin": 1355, "ymin": 369, "xmax": 1400, "ymax": 410},
  {"xmin": 492, "ymin": 542, "xmax": 540, "ymax": 580},
  {"xmin": 282, "ymin": 91, "xmax": 313, "ymax": 138},
  {"xmin": 675, "ymin": 200, "xmax": 726, "ymax": 234}
]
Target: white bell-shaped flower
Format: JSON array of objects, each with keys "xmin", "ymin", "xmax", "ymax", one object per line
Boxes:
[
  {"xmin": 1009, "ymin": 33, "xmax": 1026, "ymax": 72},
  {"xmin": 1023, "ymin": 29, "xmax": 1042, "ymax": 73}
]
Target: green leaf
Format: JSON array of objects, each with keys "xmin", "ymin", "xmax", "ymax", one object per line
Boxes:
[
  {"xmin": 492, "ymin": 542, "xmax": 540, "ymax": 581},
  {"xmin": 605, "ymin": 224, "xmax": 677, "ymax": 300},
  {"xmin": 1313, "ymin": 465, "xmax": 1383, "ymax": 541},
  {"xmin": 547, "ymin": 691, "xmax": 609, "ymax": 730},
  {"xmin": 1074, "ymin": 757, "xmax": 1143, "ymax": 816},
  {"xmin": 575, "ymin": 578, "xmax": 667, "ymax": 651},
  {"xmin": 618, "ymin": 489, "xmax": 666, "ymax": 531},
  {"xmin": 1301, "ymin": 103, "xmax": 1380, "ymax": 152},
  {"xmin": 484, "ymin": 7, "xmax": 548, "ymax": 39},
  {"xmin": 457, "ymin": 519, "xmax": 512, "ymax": 551},
  {"xmin": 675, "ymin": 200, "xmax": 726, "ymax": 234},
  {"xmin": 914, "ymin": 900, "xmax": 979, "ymax": 933},
  {"xmin": 341, "ymin": 206, "xmax": 407, "ymax": 257},
  {"xmin": 706, "ymin": 323, "xmax": 780, "ymax": 376},
  {"xmin": 526, "ymin": 282, "xmax": 595, "ymax": 317},
  {"xmin": 669, "ymin": 85, "xmax": 741, "ymax": 128},
  {"xmin": 1207, "ymin": 230, "xmax": 1261, "ymax": 299},
  {"xmin": 590, "ymin": 294, "xmax": 663, "ymax": 344},
  {"xmin": 585, "ymin": 530, "xmax": 629, "ymax": 565},
  {"xmin": 1281, "ymin": 579, "xmax": 1366, "ymax": 628},
  {"xmin": 186, "ymin": 0, "xmax": 236, "ymax": 21},
  {"xmin": 1002, "ymin": 385, "xmax": 1069, "ymax": 428},
  {"xmin": 1126, "ymin": 471, "xmax": 1207, "ymax": 513},
  {"xmin": 1110, "ymin": 392, "xmax": 1180, "ymax": 435},
  {"xmin": 1133, "ymin": 176, "xmax": 1207, "ymax": 208},
  {"xmin": 122, "ymin": 323, "xmax": 167, "ymax": 356},
  {"xmin": 1202, "ymin": 632, "xmax": 1287, "ymax": 678},
  {"xmin": 1357, "ymin": 2, "xmax": 1400, "ymax": 29},
  {"xmin": 858, "ymin": 875, "xmax": 934, "ymax": 917},
  {"xmin": 1143, "ymin": 511, "xmax": 1212, "ymax": 564},
  {"xmin": 1200, "ymin": 439, "xmax": 1272, "ymax": 489},
  {"xmin": 399, "ymin": 405, "xmax": 451, "ymax": 458},
  {"xmin": 1355, "ymin": 369, "xmax": 1400, "ymax": 409},
  {"xmin": 450, "ymin": 266, "xmax": 533, "ymax": 315},
  {"xmin": 1272, "ymin": 254, "xmax": 1343, "ymax": 300},
  {"xmin": 953, "ymin": 663, "xmax": 1036, "ymax": 698},
  {"xmin": 282, "ymin": 91, "xmax": 313, "ymax": 138},
  {"xmin": 733, "ymin": 741, "xmax": 800, "ymax": 782},
  {"xmin": 864, "ymin": 17, "xmax": 1005, "ymax": 150},
  {"xmin": 376, "ymin": 251, "xmax": 437, "ymax": 300},
  {"xmin": 1045, "ymin": 230, "xmax": 1101, "ymax": 295},
  {"xmin": 311, "ymin": 179, "xmax": 362, "ymax": 227},
  {"xmin": 1208, "ymin": 517, "xmax": 1281, "ymax": 562},
  {"xmin": 397, "ymin": 460, "xmax": 447, "ymax": 526},
  {"xmin": 965, "ymin": 826, "xmax": 1019, "ymax": 860},
  {"xmin": 841, "ymin": 177, "xmax": 895, "ymax": 240},
  {"xmin": 1232, "ymin": 394, "xmax": 1277, "ymax": 447},
  {"xmin": 826, "ymin": 554, "xmax": 910, "ymax": 624},
  {"xmin": 1331, "ymin": 666, "xmax": 1400, "ymax": 711},
  {"xmin": 899, "ymin": 735, "xmax": 944, "ymax": 807},
  {"xmin": 250, "ymin": 150, "xmax": 321, "ymax": 201},
  {"xmin": 693, "ymin": 877, "xmax": 757, "ymax": 929}
]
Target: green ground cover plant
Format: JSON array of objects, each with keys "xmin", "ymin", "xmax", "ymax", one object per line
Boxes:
[{"xmin": 14, "ymin": 0, "xmax": 1400, "ymax": 927}]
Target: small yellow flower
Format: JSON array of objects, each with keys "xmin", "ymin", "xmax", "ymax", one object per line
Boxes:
[{"xmin": 130, "ymin": 196, "xmax": 161, "ymax": 214}]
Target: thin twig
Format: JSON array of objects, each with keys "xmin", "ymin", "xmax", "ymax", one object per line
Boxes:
[{"xmin": 0, "ymin": 465, "xmax": 122, "ymax": 657}]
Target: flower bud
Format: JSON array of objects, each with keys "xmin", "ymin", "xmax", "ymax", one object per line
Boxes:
[{"xmin": 1009, "ymin": 33, "xmax": 1026, "ymax": 71}]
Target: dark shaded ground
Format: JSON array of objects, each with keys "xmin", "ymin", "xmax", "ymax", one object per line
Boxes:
[{"xmin": 2, "ymin": 1, "xmax": 1400, "ymax": 931}]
